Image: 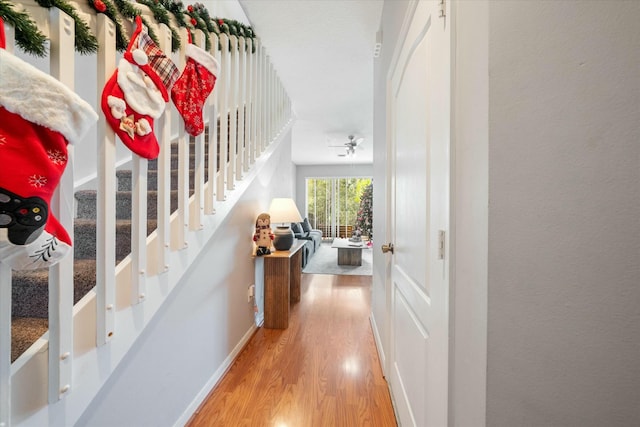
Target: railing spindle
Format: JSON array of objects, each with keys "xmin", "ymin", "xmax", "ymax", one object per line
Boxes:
[
  {"xmin": 0, "ymin": 22, "xmax": 15, "ymax": 427},
  {"xmin": 131, "ymin": 154, "xmax": 148, "ymax": 305},
  {"xmin": 246, "ymin": 38, "xmax": 254, "ymax": 168},
  {"xmin": 254, "ymin": 40, "xmax": 263, "ymax": 159},
  {"xmin": 156, "ymin": 23, "xmax": 172, "ymax": 273},
  {"xmin": 227, "ymin": 35, "xmax": 238, "ymax": 191},
  {"xmin": 192, "ymin": 30, "xmax": 206, "ymax": 229},
  {"xmin": 48, "ymin": 8, "xmax": 75, "ymax": 403},
  {"xmin": 176, "ymin": 27, "xmax": 190, "ymax": 248},
  {"xmin": 217, "ymin": 33, "xmax": 229, "ymax": 202},
  {"xmin": 96, "ymin": 13, "xmax": 117, "ymax": 344},
  {"xmin": 205, "ymin": 33, "xmax": 220, "ymax": 215},
  {"xmin": 237, "ymin": 36, "xmax": 246, "ymax": 179},
  {"xmin": 0, "ymin": 262, "xmax": 11, "ymax": 427}
]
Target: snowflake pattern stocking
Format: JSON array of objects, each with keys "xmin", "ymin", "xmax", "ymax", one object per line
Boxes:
[
  {"xmin": 101, "ymin": 16, "xmax": 178, "ymax": 159},
  {"xmin": 171, "ymin": 43, "xmax": 219, "ymax": 137},
  {"xmin": 0, "ymin": 17, "xmax": 98, "ymax": 270}
]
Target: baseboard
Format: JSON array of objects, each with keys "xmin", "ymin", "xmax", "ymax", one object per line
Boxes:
[
  {"xmin": 173, "ymin": 324, "xmax": 259, "ymax": 427},
  {"xmin": 370, "ymin": 313, "xmax": 386, "ymax": 375}
]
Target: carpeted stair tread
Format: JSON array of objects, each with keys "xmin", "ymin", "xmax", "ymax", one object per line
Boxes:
[
  {"xmin": 148, "ymin": 152, "xmax": 214, "ymax": 171},
  {"xmin": 11, "ymin": 317, "xmax": 48, "ymax": 363},
  {"xmin": 12, "ymin": 259, "xmax": 97, "ymax": 318},
  {"xmin": 116, "ymin": 169, "xmax": 205, "ymax": 193},
  {"xmin": 74, "ymin": 218, "xmax": 158, "ymax": 260},
  {"xmin": 116, "ymin": 169, "xmax": 180, "ymax": 192},
  {"xmin": 75, "ymin": 190, "xmax": 179, "ymax": 220}
]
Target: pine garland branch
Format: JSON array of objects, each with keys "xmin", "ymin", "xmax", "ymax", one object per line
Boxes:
[
  {"xmin": 35, "ymin": 0, "xmax": 99, "ymax": 54},
  {"xmin": 111, "ymin": 0, "xmax": 158, "ymax": 45},
  {"xmin": 160, "ymin": 0, "xmax": 194, "ymax": 48},
  {"xmin": 0, "ymin": 0, "xmax": 48, "ymax": 56},
  {"xmin": 185, "ymin": 4, "xmax": 210, "ymax": 51},
  {"xmin": 87, "ymin": 0, "xmax": 128, "ymax": 51},
  {"xmin": 214, "ymin": 17, "xmax": 256, "ymax": 53},
  {"xmin": 136, "ymin": 0, "xmax": 180, "ymax": 52}
]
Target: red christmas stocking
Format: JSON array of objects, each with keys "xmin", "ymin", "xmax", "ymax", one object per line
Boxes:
[
  {"xmin": 101, "ymin": 16, "xmax": 178, "ymax": 159},
  {"xmin": 0, "ymin": 18, "xmax": 98, "ymax": 270},
  {"xmin": 171, "ymin": 43, "xmax": 219, "ymax": 137}
]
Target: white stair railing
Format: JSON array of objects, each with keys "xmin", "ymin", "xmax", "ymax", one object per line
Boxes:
[{"xmin": 1, "ymin": 3, "xmax": 292, "ymax": 425}]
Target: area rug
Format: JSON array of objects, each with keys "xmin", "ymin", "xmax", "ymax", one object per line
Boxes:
[{"xmin": 303, "ymin": 242, "xmax": 372, "ymax": 276}]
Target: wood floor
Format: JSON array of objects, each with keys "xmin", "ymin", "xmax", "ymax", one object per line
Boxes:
[{"xmin": 187, "ymin": 273, "xmax": 397, "ymax": 427}]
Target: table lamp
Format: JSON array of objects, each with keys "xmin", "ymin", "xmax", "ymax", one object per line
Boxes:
[{"xmin": 269, "ymin": 198, "xmax": 303, "ymax": 251}]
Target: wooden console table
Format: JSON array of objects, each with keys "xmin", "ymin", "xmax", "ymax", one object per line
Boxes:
[{"xmin": 263, "ymin": 240, "xmax": 304, "ymax": 329}]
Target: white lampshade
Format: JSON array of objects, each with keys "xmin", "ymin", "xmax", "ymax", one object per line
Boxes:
[{"xmin": 268, "ymin": 198, "xmax": 303, "ymax": 224}]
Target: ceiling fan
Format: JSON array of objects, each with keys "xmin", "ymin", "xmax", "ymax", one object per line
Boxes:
[{"xmin": 329, "ymin": 135, "xmax": 364, "ymax": 157}]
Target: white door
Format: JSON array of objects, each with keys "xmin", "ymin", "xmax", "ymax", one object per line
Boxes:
[{"xmin": 385, "ymin": 1, "xmax": 450, "ymax": 426}]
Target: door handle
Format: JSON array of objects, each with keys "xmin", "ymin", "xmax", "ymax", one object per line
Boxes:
[{"xmin": 381, "ymin": 243, "xmax": 394, "ymax": 254}]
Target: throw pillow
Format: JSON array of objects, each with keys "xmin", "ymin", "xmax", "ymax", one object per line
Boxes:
[
  {"xmin": 291, "ymin": 222, "xmax": 302, "ymax": 235},
  {"xmin": 301, "ymin": 218, "xmax": 312, "ymax": 233}
]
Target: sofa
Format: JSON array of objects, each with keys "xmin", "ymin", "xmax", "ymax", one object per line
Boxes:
[{"xmin": 291, "ymin": 218, "xmax": 323, "ymax": 267}]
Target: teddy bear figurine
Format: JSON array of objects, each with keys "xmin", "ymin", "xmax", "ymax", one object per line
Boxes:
[{"xmin": 253, "ymin": 212, "xmax": 274, "ymax": 256}]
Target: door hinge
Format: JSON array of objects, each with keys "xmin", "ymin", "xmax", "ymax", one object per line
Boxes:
[
  {"xmin": 438, "ymin": 0, "xmax": 446, "ymax": 18},
  {"xmin": 438, "ymin": 230, "xmax": 446, "ymax": 260}
]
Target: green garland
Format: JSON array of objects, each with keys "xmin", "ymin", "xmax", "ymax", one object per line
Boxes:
[
  {"xmin": 213, "ymin": 17, "xmax": 256, "ymax": 53},
  {"xmin": 185, "ymin": 3, "xmax": 210, "ymax": 51},
  {"xmin": 35, "ymin": 0, "xmax": 98, "ymax": 54},
  {"xmin": 0, "ymin": 0, "xmax": 48, "ymax": 56},
  {"xmin": 87, "ymin": 0, "xmax": 128, "ymax": 51},
  {"xmin": 136, "ymin": 0, "xmax": 180, "ymax": 52},
  {"xmin": 160, "ymin": 0, "xmax": 194, "ymax": 47},
  {"xmin": 111, "ymin": 0, "xmax": 158, "ymax": 45}
]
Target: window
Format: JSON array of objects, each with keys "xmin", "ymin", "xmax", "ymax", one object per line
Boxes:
[{"xmin": 306, "ymin": 177, "xmax": 372, "ymax": 239}]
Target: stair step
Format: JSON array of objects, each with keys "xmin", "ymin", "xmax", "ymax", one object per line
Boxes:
[
  {"xmin": 11, "ymin": 259, "xmax": 98, "ymax": 318},
  {"xmin": 117, "ymin": 169, "xmax": 178, "ymax": 192},
  {"xmin": 148, "ymin": 152, "xmax": 215, "ymax": 171},
  {"xmin": 11, "ymin": 317, "xmax": 48, "ymax": 363},
  {"xmin": 75, "ymin": 190, "xmax": 179, "ymax": 220},
  {"xmin": 74, "ymin": 219, "xmax": 157, "ymax": 260}
]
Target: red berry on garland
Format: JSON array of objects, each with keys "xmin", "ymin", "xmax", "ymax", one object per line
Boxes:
[
  {"xmin": 190, "ymin": 18, "xmax": 197, "ymax": 26},
  {"xmin": 218, "ymin": 19, "xmax": 224, "ymax": 26},
  {"xmin": 187, "ymin": 5, "xmax": 193, "ymax": 12},
  {"xmin": 94, "ymin": 0, "xmax": 107, "ymax": 12}
]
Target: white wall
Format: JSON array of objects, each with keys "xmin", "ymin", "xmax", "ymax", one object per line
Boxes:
[
  {"xmin": 76, "ymin": 130, "xmax": 295, "ymax": 426},
  {"xmin": 450, "ymin": 1, "xmax": 489, "ymax": 425},
  {"xmin": 294, "ymin": 164, "xmax": 373, "ymax": 217},
  {"xmin": 487, "ymin": 1, "xmax": 640, "ymax": 426}
]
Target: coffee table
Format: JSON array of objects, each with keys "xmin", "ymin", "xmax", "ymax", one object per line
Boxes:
[{"xmin": 331, "ymin": 238, "xmax": 368, "ymax": 266}]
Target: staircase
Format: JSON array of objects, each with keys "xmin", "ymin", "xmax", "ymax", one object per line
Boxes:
[{"xmin": 10, "ymin": 139, "xmax": 202, "ymax": 363}]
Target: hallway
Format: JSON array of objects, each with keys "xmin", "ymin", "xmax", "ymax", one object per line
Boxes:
[{"xmin": 187, "ymin": 273, "xmax": 397, "ymax": 426}]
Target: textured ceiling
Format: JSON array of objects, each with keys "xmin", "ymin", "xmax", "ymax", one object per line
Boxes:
[{"xmin": 239, "ymin": 0, "xmax": 383, "ymax": 165}]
